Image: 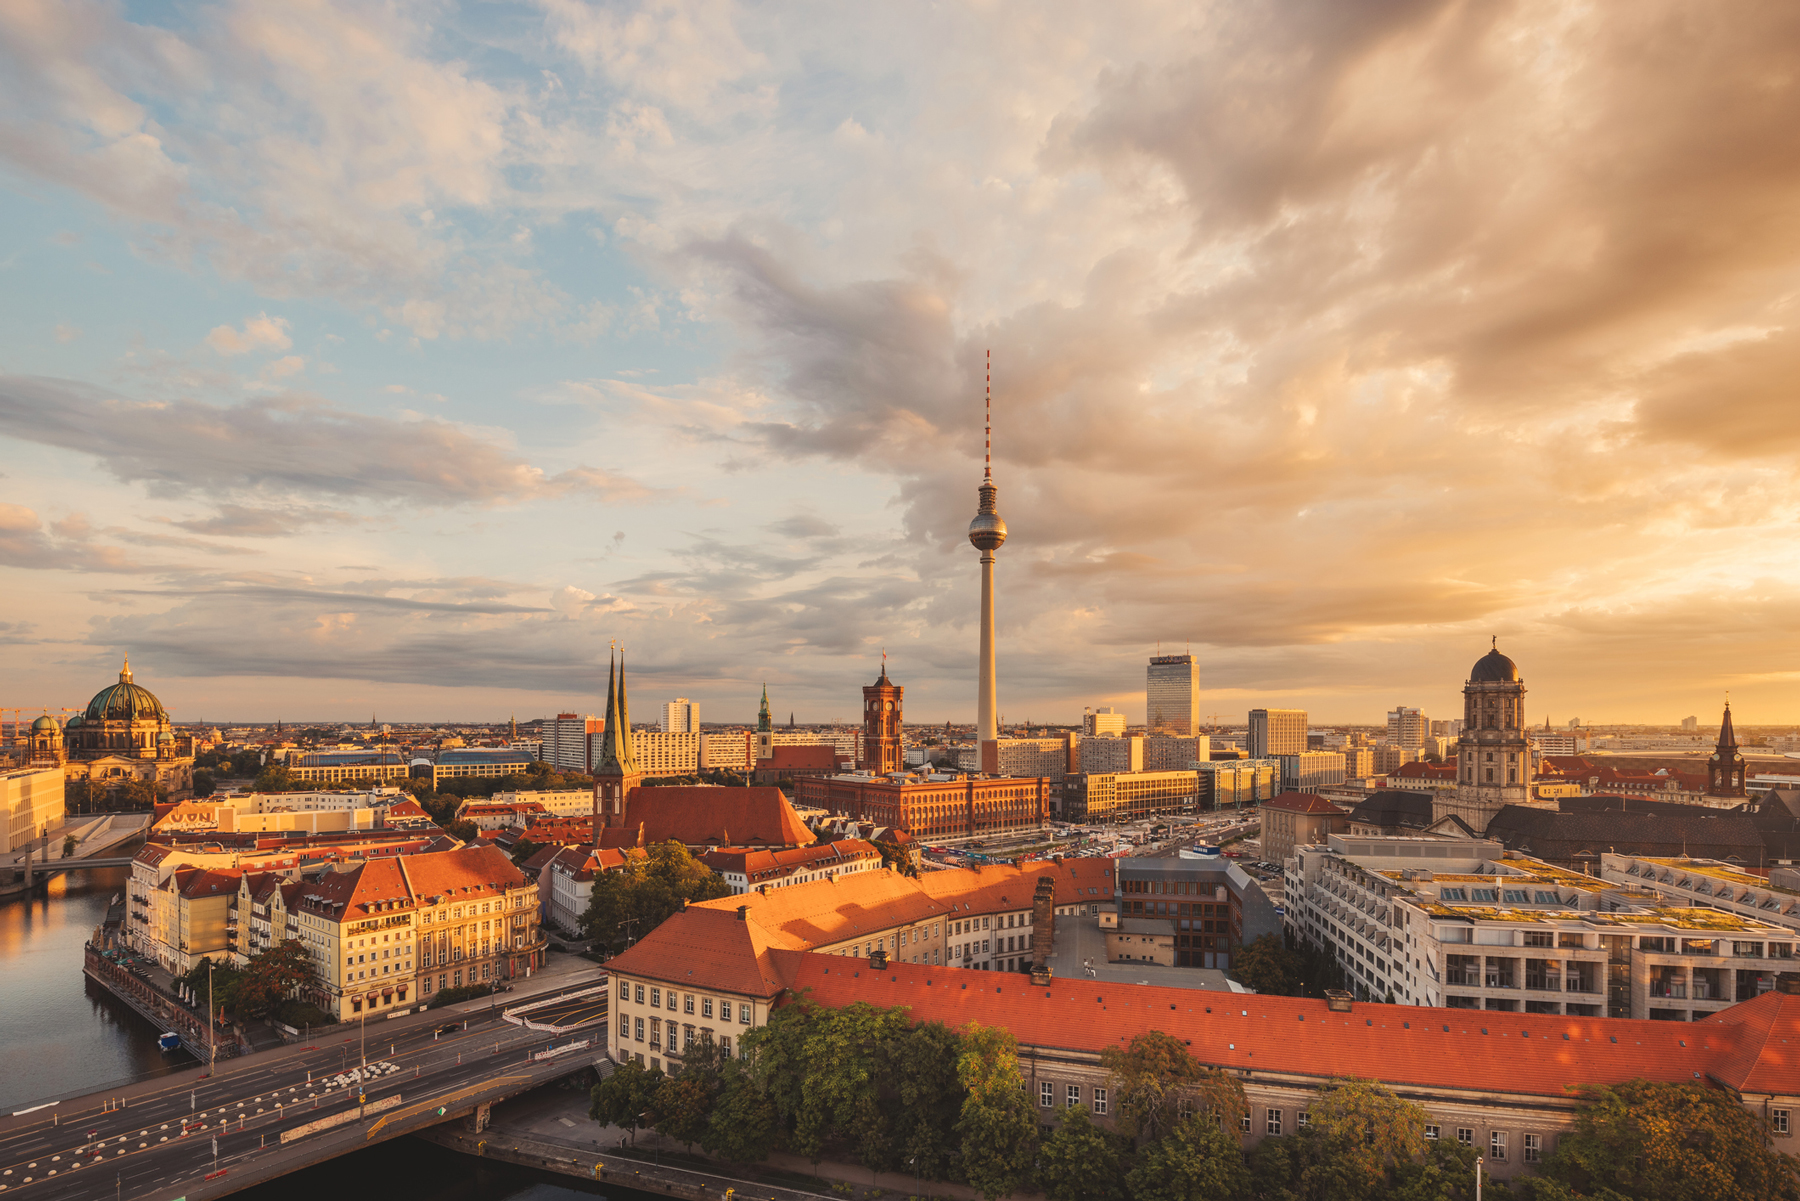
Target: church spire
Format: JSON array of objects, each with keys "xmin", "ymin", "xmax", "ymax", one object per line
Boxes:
[
  {"xmin": 757, "ymin": 684, "xmax": 772, "ymax": 733},
  {"xmin": 120, "ymin": 654, "xmax": 132, "ymax": 684},
  {"xmin": 1707, "ymin": 698, "xmax": 1746, "ymax": 797}
]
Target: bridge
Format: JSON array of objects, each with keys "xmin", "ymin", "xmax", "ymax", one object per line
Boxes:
[
  {"xmin": 4, "ymin": 814, "xmax": 149, "ymax": 895},
  {"xmin": 0, "ymin": 979, "xmax": 609, "ymax": 1200}
]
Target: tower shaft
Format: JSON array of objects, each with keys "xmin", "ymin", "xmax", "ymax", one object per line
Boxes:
[{"xmin": 978, "ymin": 552, "xmax": 998, "ymax": 744}]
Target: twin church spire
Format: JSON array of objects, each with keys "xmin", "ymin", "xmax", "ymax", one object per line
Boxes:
[{"xmin": 594, "ymin": 648, "xmax": 639, "ymax": 777}]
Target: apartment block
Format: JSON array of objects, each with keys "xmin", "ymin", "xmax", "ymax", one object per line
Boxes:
[
  {"xmin": 1247, "ymin": 709, "xmax": 1307, "ymax": 758},
  {"xmin": 1083, "ymin": 706, "xmax": 1128, "ymax": 737},
  {"xmin": 1285, "ymin": 835, "xmax": 1797, "ymax": 1020},
  {"xmin": 1143, "ymin": 735, "xmax": 1212, "ymax": 772},
  {"xmin": 1063, "ymin": 769, "xmax": 1200, "ymax": 823},
  {"xmin": 1276, "ymin": 751, "xmax": 1347, "ymax": 794},
  {"xmin": 661, "ymin": 698, "xmax": 700, "ymax": 734},
  {"xmin": 1387, "ymin": 706, "xmax": 1429, "ymax": 750},
  {"xmin": 541, "ymin": 714, "xmax": 601, "ymax": 773},
  {"xmin": 1079, "ymin": 735, "xmax": 1143, "ymax": 774},
  {"xmin": 1197, "ymin": 759, "xmax": 1277, "ymax": 809}
]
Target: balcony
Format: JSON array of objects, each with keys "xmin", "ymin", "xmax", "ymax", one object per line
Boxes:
[{"xmin": 1650, "ymin": 982, "xmax": 1687, "ymax": 999}]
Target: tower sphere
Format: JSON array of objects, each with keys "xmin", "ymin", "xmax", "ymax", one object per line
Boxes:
[{"xmin": 968, "ymin": 509, "xmax": 1008, "ymax": 552}]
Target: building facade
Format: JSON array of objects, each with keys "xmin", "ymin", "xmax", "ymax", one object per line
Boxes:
[
  {"xmin": 602, "ymin": 906, "xmax": 1800, "ymax": 1185},
  {"xmin": 629, "ymin": 732, "xmax": 701, "ymax": 776},
  {"xmin": 1197, "ymin": 759, "xmax": 1277, "ymax": 809},
  {"xmin": 1260, "ymin": 791, "xmax": 1350, "ymax": 863},
  {"xmin": 1115, "ymin": 856, "xmax": 1283, "ymax": 969},
  {"xmin": 1247, "ymin": 709, "xmax": 1307, "ymax": 759},
  {"xmin": 700, "ymin": 839, "xmax": 883, "ymax": 894},
  {"xmin": 1441, "ymin": 645, "xmax": 1530, "ymax": 834},
  {"xmin": 541, "ymin": 713, "xmax": 601, "ymax": 773},
  {"xmin": 1083, "ymin": 707, "xmax": 1127, "ymax": 737},
  {"xmin": 1146, "ymin": 653, "xmax": 1200, "ymax": 736},
  {"xmin": 1276, "ymin": 751, "xmax": 1347, "ymax": 794},
  {"xmin": 1079, "ymin": 735, "xmax": 1143, "ymax": 774},
  {"xmin": 1143, "ymin": 735, "xmax": 1211, "ymax": 772},
  {"xmin": 1284, "ymin": 834, "xmax": 1797, "ymax": 1020},
  {"xmin": 661, "ymin": 698, "xmax": 699, "ymax": 734},
  {"xmin": 1063, "ymin": 770, "xmax": 1199, "ymax": 823},
  {"xmin": 795, "ymin": 772, "xmax": 1047, "ymax": 842},
  {"xmin": 289, "ymin": 751, "xmax": 410, "ymax": 786},
  {"xmin": 1, "ymin": 765, "xmax": 64, "ymax": 855},
  {"xmin": 60, "ymin": 658, "xmax": 196, "ymax": 792},
  {"xmin": 1387, "ymin": 706, "xmax": 1429, "ymax": 750}
]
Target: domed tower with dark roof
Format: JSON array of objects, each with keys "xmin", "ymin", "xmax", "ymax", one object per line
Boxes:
[{"xmin": 1436, "ymin": 640, "xmax": 1530, "ymax": 834}]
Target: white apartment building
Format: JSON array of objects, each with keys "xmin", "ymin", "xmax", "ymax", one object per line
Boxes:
[
  {"xmin": 703, "ymin": 729, "xmax": 860, "ymax": 772},
  {"xmin": 1146, "ymin": 654, "xmax": 1200, "ymax": 736},
  {"xmin": 661, "ymin": 698, "xmax": 700, "ymax": 734},
  {"xmin": 1276, "ymin": 751, "xmax": 1347, "ymax": 794},
  {"xmin": 1083, "ymin": 706, "xmax": 1128, "ymax": 737},
  {"xmin": 1247, "ymin": 709, "xmax": 1307, "ymax": 758},
  {"xmin": 1285, "ymin": 835, "xmax": 1797, "ymax": 1020},
  {"xmin": 702, "ymin": 732, "xmax": 754, "ymax": 771},
  {"xmin": 490, "ymin": 789, "xmax": 596, "ymax": 818},
  {"xmin": 541, "ymin": 713, "xmax": 601, "ymax": 773},
  {"xmin": 992, "ymin": 736, "xmax": 1074, "ymax": 782},
  {"xmin": 1387, "ymin": 706, "xmax": 1429, "ymax": 750},
  {"xmin": 1080, "ymin": 735, "xmax": 1142, "ymax": 774}
]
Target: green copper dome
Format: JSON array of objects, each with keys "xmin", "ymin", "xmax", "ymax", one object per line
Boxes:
[{"xmin": 84, "ymin": 656, "xmax": 168, "ymax": 722}]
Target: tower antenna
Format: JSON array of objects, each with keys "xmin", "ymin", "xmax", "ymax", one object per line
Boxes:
[{"xmin": 985, "ymin": 348, "xmax": 992, "ymax": 481}]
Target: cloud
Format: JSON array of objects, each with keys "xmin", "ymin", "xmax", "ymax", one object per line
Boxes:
[
  {"xmin": 205, "ymin": 313, "xmax": 292, "ymax": 356},
  {"xmin": 0, "ymin": 375, "xmax": 664, "ymax": 507},
  {"xmin": 54, "ymin": 323, "xmax": 80, "ymax": 343}
]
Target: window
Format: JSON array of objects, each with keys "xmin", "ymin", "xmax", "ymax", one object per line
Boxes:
[
  {"xmin": 1524, "ymin": 1133, "xmax": 1540, "ymax": 1162},
  {"xmin": 1040, "ymin": 1081, "xmax": 1054, "ymax": 1107},
  {"xmin": 650, "ymin": 987, "xmax": 662, "ymax": 1007},
  {"xmin": 634, "ymin": 1017, "xmax": 645, "ymax": 1042},
  {"xmin": 740, "ymin": 1003, "xmax": 751, "ymax": 1024},
  {"xmin": 1093, "ymin": 1088, "xmax": 1108, "ymax": 1116},
  {"xmin": 1490, "ymin": 1131, "xmax": 1506, "ymax": 1160},
  {"xmin": 1240, "ymin": 1112, "xmax": 1252, "ymax": 1133},
  {"xmin": 635, "ymin": 984, "xmax": 645, "ymax": 1004},
  {"xmin": 1067, "ymin": 1084, "xmax": 1081, "ymax": 1108},
  {"xmin": 1266, "ymin": 1109, "xmax": 1283, "ymax": 1136},
  {"xmin": 1456, "ymin": 1128, "xmax": 1473, "ymax": 1147},
  {"xmin": 1297, "ymin": 1111, "xmax": 1310, "ymax": 1130},
  {"xmin": 685, "ymin": 993, "xmax": 695, "ymax": 1014},
  {"xmin": 1775, "ymin": 1109, "xmax": 1791, "ymax": 1137},
  {"xmin": 620, "ymin": 1015, "xmax": 629, "ymax": 1039},
  {"xmin": 703, "ymin": 997, "xmax": 714, "ymax": 1019}
]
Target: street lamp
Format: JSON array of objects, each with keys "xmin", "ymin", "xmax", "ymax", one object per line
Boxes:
[
  {"xmin": 1475, "ymin": 1154, "xmax": 1484, "ymax": 1201},
  {"xmin": 207, "ymin": 960, "xmax": 216, "ymax": 1077}
]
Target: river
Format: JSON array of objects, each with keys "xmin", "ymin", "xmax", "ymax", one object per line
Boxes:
[{"xmin": 0, "ymin": 867, "xmax": 661, "ymax": 1200}]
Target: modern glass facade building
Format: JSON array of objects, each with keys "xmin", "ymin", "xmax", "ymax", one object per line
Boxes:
[{"xmin": 1146, "ymin": 653, "xmax": 1200, "ymax": 735}]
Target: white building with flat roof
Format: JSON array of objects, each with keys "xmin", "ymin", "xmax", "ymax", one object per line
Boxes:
[{"xmin": 661, "ymin": 698, "xmax": 699, "ymax": 734}]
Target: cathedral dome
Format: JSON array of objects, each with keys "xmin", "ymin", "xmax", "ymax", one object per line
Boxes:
[
  {"xmin": 1469, "ymin": 647, "xmax": 1520, "ymax": 683},
  {"xmin": 83, "ymin": 657, "xmax": 168, "ymax": 722},
  {"xmin": 31, "ymin": 714, "xmax": 59, "ymax": 732}
]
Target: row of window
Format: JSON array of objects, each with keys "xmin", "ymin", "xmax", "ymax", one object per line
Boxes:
[
  {"xmin": 621, "ymin": 980, "xmax": 752, "ymax": 1024},
  {"xmin": 624, "ymin": 1015, "xmax": 736, "ymax": 1057},
  {"xmin": 1036, "ymin": 1081, "xmax": 1109, "ymax": 1114}
]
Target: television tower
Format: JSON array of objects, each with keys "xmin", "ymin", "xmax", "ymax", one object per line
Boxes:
[{"xmin": 967, "ymin": 350, "xmax": 1007, "ymax": 746}]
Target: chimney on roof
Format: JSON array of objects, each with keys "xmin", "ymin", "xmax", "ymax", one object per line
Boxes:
[
  {"xmin": 1778, "ymin": 972, "xmax": 1800, "ymax": 996},
  {"xmin": 870, "ymin": 947, "xmax": 888, "ymax": 970},
  {"xmin": 1325, "ymin": 990, "xmax": 1354, "ymax": 1013},
  {"xmin": 1029, "ymin": 875, "xmax": 1056, "ymax": 985},
  {"xmin": 736, "ymin": 904, "xmax": 748, "ymax": 922}
]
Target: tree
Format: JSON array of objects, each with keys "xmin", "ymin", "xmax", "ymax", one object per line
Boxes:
[
  {"xmin": 253, "ymin": 764, "xmax": 295, "ymax": 792},
  {"xmin": 577, "ymin": 839, "xmax": 731, "ymax": 954},
  {"xmin": 1301, "ymin": 1078, "xmax": 1428, "ymax": 1201},
  {"xmin": 886, "ymin": 1020, "xmax": 967, "ymax": 1181},
  {"xmin": 651, "ymin": 1071, "xmax": 717, "ymax": 1150},
  {"xmin": 1231, "ymin": 933, "xmax": 1301, "ymax": 995},
  {"xmin": 1101, "ymin": 1030, "xmax": 1247, "ymax": 1147},
  {"xmin": 510, "ymin": 838, "xmax": 546, "ymax": 868},
  {"xmin": 233, "ymin": 940, "xmax": 314, "ymax": 1019},
  {"xmin": 703, "ymin": 1058, "xmax": 779, "ymax": 1163},
  {"xmin": 955, "ymin": 1022, "xmax": 1038, "ymax": 1200},
  {"xmin": 191, "ymin": 770, "xmax": 216, "ymax": 798},
  {"xmin": 743, "ymin": 989, "xmax": 822, "ymax": 1155},
  {"xmin": 590, "ymin": 1057, "xmax": 663, "ymax": 1143},
  {"xmin": 1125, "ymin": 1113, "xmax": 1250, "ymax": 1201},
  {"xmin": 1389, "ymin": 1135, "xmax": 1485, "ymax": 1201},
  {"xmin": 61, "ymin": 835, "xmax": 76, "ymax": 858},
  {"xmin": 1542, "ymin": 1079, "xmax": 1800, "ymax": 1201},
  {"xmin": 1038, "ymin": 1104, "xmax": 1125, "ymax": 1201}
]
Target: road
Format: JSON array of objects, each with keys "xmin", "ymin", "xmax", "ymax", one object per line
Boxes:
[{"xmin": 0, "ymin": 980, "xmax": 608, "ymax": 1201}]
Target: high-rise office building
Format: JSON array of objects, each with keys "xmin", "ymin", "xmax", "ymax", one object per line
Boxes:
[
  {"xmin": 1146, "ymin": 653, "xmax": 1200, "ymax": 736},
  {"xmin": 661, "ymin": 697, "xmax": 699, "ymax": 734},
  {"xmin": 1387, "ymin": 706, "xmax": 1428, "ymax": 750},
  {"xmin": 1083, "ymin": 706, "xmax": 1127, "ymax": 737},
  {"xmin": 1247, "ymin": 709, "xmax": 1307, "ymax": 758}
]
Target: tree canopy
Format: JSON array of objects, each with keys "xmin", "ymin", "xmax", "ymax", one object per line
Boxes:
[
  {"xmin": 1100, "ymin": 1030, "xmax": 1247, "ymax": 1148},
  {"xmin": 577, "ymin": 839, "xmax": 731, "ymax": 954}
]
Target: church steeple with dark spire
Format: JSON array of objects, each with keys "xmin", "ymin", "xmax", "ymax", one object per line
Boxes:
[
  {"xmin": 1707, "ymin": 700, "xmax": 1746, "ymax": 797},
  {"xmin": 592, "ymin": 648, "xmax": 642, "ymax": 838}
]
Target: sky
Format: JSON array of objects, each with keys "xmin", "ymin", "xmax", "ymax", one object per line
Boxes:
[{"xmin": 3, "ymin": 0, "xmax": 1800, "ymax": 729}]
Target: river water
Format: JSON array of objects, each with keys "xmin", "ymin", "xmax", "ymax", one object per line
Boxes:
[
  {"xmin": 0, "ymin": 867, "xmax": 659, "ymax": 1200},
  {"xmin": 0, "ymin": 864, "xmax": 196, "ymax": 1113}
]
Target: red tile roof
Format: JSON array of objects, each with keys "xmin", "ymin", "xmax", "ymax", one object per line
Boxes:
[
  {"xmin": 757, "ymin": 745, "xmax": 840, "ymax": 771},
  {"xmin": 1389, "ymin": 761, "xmax": 1458, "ymax": 780},
  {"xmin": 604, "ymin": 904, "xmax": 793, "ymax": 996},
  {"xmin": 1261, "ymin": 792, "xmax": 1344, "ymax": 814},
  {"xmin": 612, "ymin": 910, "xmax": 1800, "ymax": 1101},
  {"xmin": 598, "ymin": 786, "xmax": 812, "ymax": 849},
  {"xmin": 700, "ymin": 839, "xmax": 880, "ymax": 884}
]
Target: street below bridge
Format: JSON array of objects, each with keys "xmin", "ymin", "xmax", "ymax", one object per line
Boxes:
[{"xmin": 0, "ymin": 980, "xmax": 607, "ymax": 1201}]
